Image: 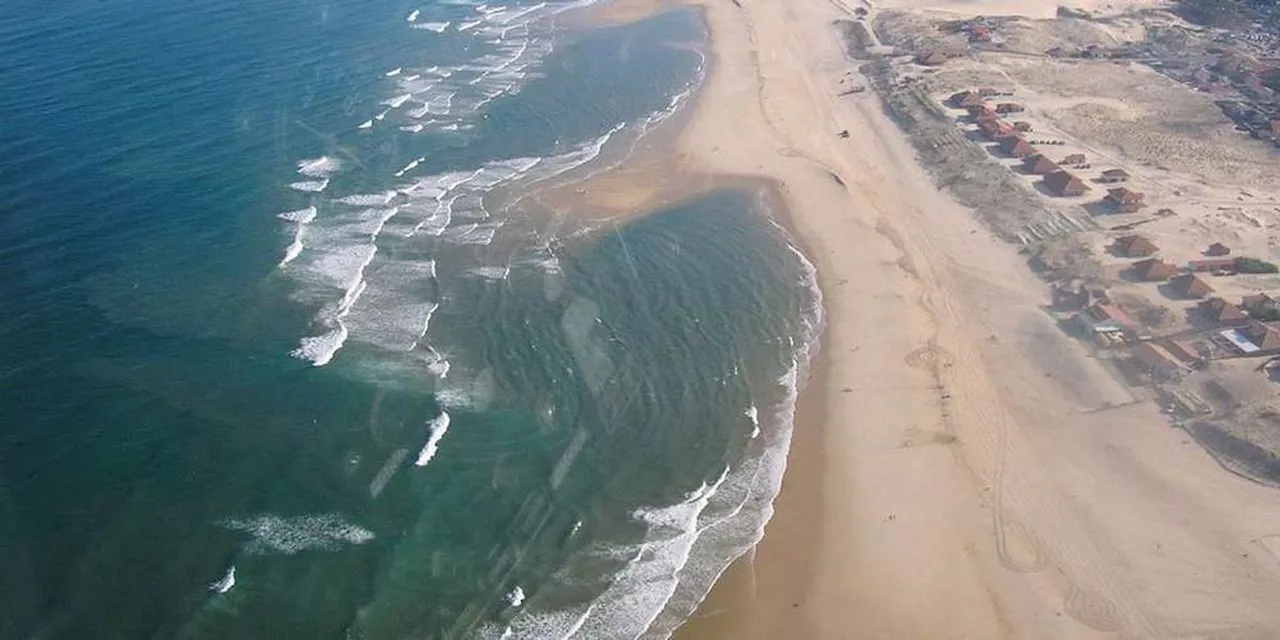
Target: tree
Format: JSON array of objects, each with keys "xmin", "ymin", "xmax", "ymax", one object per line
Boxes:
[{"xmin": 1235, "ymin": 257, "xmax": 1279, "ymax": 274}]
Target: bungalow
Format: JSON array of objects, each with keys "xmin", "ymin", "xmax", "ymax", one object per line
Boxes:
[
  {"xmin": 1099, "ymin": 168, "xmax": 1130, "ymax": 183},
  {"xmin": 1166, "ymin": 340, "xmax": 1204, "ymax": 365},
  {"xmin": 1243, "ymin": 321, "xmax": 1280, "ymax": 353},
  {"xmin": 1205, "ymin": 242, "xmax": 1231, "ymax": 256},
  {"xmin": 1076, "ymin": 303, "xmax": 1141, "ymax": 338},
  {"xmin": 1044, "ymin": 170, "xmax": 1089, "ymax": 197},
  {"xmin": 1013, "ymin": 121, "xmax": 1033, "ymax": 132},
  {"xmin": 948, "ymin": 90, "xmax": 985, "ymax": 108},
  {"xmin": 1130, "ymin": 258, "xmax": 1178, "ymax": 281},
  {"xmin": 1188, "ymin": 257, "xmax": 1236, "ymax": 272},
  {"xmin": 1105, "ymin": 187, "xmax": 1146, "ymax": 213},
  {"xmin": 1242, "ymin": 292, "xmax": 1277, "ymax": 314},
  {"xmin": 1200, "ymin": 297, "xmax": 1250, "ymax": 326},
  {"xmin": 996, "ymin": 102, "xmax": 1025, "ymax": 113},
  {"xmin": 1112, "ymin": 234, "xmax": 1158, "ymax": 257},
  {"xmin": 1131, "ymin": 343, "xmax": 1187, "ymax": 379},
  {"xmin": 1000, "ymin": 136, "xmax": 1035, "ymax": 157},
  {"xmin": 979, "ymin": 119, "xmax": 1015, "ymax": 140},
  {"xmin": 1022, "ymin": 153, "xmax": 1060, "ymax": 175},
  {"xmin": 1169, "ymin": 273, "xmax": 1214, "ymax": 299},
  {"xmin": 975, "ymin": 112, "xmax": 1002, "ymax": 127},
  {"xmin": 1061, "ymin": 153, "xmax": 1087, "ymax": 165},
  {"xmin": 968, "ymin": 104, "xmax": 998, "ymax": 118}
]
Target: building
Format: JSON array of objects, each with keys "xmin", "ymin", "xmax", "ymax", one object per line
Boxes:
[
  {"xmin": 1130, "ymin": 258, "xmax": 1179, "ymax": 282},
  {"xmin": 1061, "ymin": 153, "xmax": 1087, "ymax": 165},
  {"xmin": 1205, "ymin": 242, "xmax": 1231, "ymax": 256},
  {"xmin": 968, "ymin": 104, "xmax": 998, "ymax": 118},
  {"xmin": 1112, "ymin": 234, "xmax": 1158, "ymax": 257},
  {"xmin": 1013, "ymin": 121, "xmax": 1033, "ymax": 132},
  {"xmin": 1044, "ymin": 170, "xmax": 1088, "ymax": 196},
  {"xmin": 1022, "ymin": 153, "xmax": 1060, "ymax": 175},
  {"xmin": 1188, "ymin": 257, "xmax": 1236, "ymax": 272},
  {"xmin": 1099, "ymin": 169, "xmax": 1130, "ymax": 183},
  {"xmin": 1243, "ymin": 322, "xmax": 1280, "ymax": 353},
  {"xmin": 1200, "ymin": 297, "xmax": 1250, "ymax": 326},
  {"xmin": 1242, "ymin": 293, "xmax": 1277, "ymax": 315},
  {"xmin": 996, "ymin": 102, "xmax": 1025, "ymax": 113},
  {"xmin": 1105, "ymin": 187, "xmax": 1146, "ymax": 213},
  {"xmin": 975, "ymin": 111, "xmax": 1002, "ymax": 126},
  {"xmin": 1000, "ymin": 136, "xmax": 1036, "ymax": 157},
  {"xmin": 1166, "ymin": 340, "xmax": 1204, "ymax": 366},
  {"xmin": 948, "ymin": 90, "xmax": 985, "ymax": 108},
  {"xmin": 977, "ymin": 87, "xmax": 999, "ymax": 97},
  {"xmin": 1076, "ymin": 303, "xmax": 1142, "ymax": 339},
  {"xmin": 1169, "ymin": 273, "xmax": 1214, "ymax": 299},
  {"xmin": 1131, "ymin": 342, "xmax": 1188, "ymax": 379},
  {"xmin": 979, "ymin": 119, "xmax": 1015, "ymax": 140}
]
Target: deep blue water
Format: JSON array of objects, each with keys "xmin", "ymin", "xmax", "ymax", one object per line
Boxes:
[{"xmin": 0, "ymin": 1, "xmax": 819, "ymax": 638}]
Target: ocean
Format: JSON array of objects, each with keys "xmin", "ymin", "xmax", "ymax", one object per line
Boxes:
[{"xmin": 0, "ymin": 1, "xmax": 821, "ymax": 638}]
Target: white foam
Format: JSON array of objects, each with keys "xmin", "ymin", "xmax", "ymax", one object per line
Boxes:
[
  {"xmin": 491, "ymin": 3, "xmax": 546, "ymax": 26},
  {"xmin": 384, "ymin": 93, "xmax": 412, "ymax": 108},
  {"xmin": 405, "ymin": 103, "xmax": 432, "ymax": 119},
  {"xmin": 402, "ymin": 74, "xmax": 422, "ymax": 82},
  {"xmin": 394, "ymin": 157, "xmax": 426, "ymax": 178},
  {"xmin": 467, "ymin": 266, "xmax": 510, "ymax": 280},
  {"xmin": 744, "ymin": 405, "xmax": 760, "ymax": 439},
  {"xmin": 277, "ymin": 205, "xmax": 317, "ymax": 224},
  {"xmin": 458, "ymin": 19, "xmax": 483, "ymax": 31},
  {"xmin": 337, "ymin": 191, "xmax": 398, "ymax": 206},
  {"xmin": 297, "ymin": 156, "xmax": 341, "ymax": 178},
  {"xmin": 386, "ymin": 67, "xmax": 403, "ymax": 77},
  {"xmin": 424, "ymin": 347, "xmax": 451, "ymax": 378},
  {"xmin": 400, "ymin": 124, "xmax": 425, "ymax": 133},
  {"xmin": 375, "ymin": 108, "xmax": 391, "ymax": 121},
  {"xmin": 413, "ymin": 21, "xmax": 451, "ymax": 32},
  {"xmin": 359, "ymin": 119, "xmax": 374, "ymax": 130},
  {"xmin": 291, "ymin": 325, "xmax": 348, "ymax": 366},
  {"xmin": 288, "ymin": 179, "xmax": 329, "ymax": 193},
  {"xmin": 208, "ymin": 566, "xmax": 236, "ymax": 594},
  {"xmin": 418, "ymin": 209, "xmax": 453, "ymax": 237},
  {"xmin": 414, "ymin": 410, "xmax": 452, "ymax": 467},
  {"xmin": 442, "ymin": 221, "xmax": 500, "ymax": 245},
  {"xmin": 506, "ymin": 585, "xmax": 526, "ymax": 608},
  {"xmin": 338, "ymin": 255, "xmax": 439, "ymax": 353},
  {"xmin": 279, "ymin": 225, "xmax": 306, "ymax": 267},
  {"xmin": 407, "ymin": 301, "xmax": 440, "ymax": 351},
  {"xmin": 358, "ymin": 206, "xmax": 401, "ymax": 239},
  {"xmin": 406, "ymin": 9, "xmax": 420, "ymax": 22},
  {"xmin": 221, "ymin": 513, "xmax": 375, "ymax": 554}
]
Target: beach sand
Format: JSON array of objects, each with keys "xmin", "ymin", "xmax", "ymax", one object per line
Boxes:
[{"xmin": 568, "ymin": 0, "xmax": 1280, "ymax": 636}]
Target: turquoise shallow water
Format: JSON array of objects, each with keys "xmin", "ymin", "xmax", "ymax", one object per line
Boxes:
[{"xmin": 0, "ymin": 1, "xmax": 820, "ymax": 637}]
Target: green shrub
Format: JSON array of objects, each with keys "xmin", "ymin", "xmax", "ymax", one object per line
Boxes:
[{"xmin": 1235, "ymin": 257, "xmax": 1279, "ymax": 274}]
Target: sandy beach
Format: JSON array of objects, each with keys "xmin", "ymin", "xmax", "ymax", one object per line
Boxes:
[{"xmin": 567, "ymin": 0, "xmax": 1280, "ymax": 637}]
